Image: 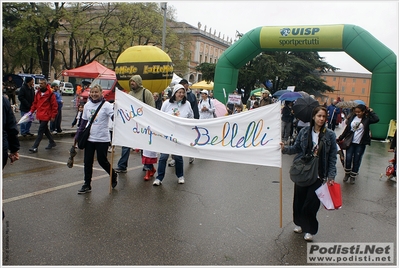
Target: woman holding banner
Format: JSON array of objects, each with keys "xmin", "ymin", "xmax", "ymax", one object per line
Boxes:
[
  {"xmin": 280, "ymin": 106, "xmax": 337, "ymax": 241},
  {"xmin": 153, "ymin": 84, "xmax": 194, "ymax": 186}
]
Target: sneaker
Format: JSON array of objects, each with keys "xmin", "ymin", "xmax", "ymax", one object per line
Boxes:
[
  {"xmin": 115, "ymin": 169, "xmax": 127, "ymax": 173},
  {"xmin": 29, "ymin": 147, "xmax": 38, "ymax": 153},
  {"xmin": 67, "ymin": 157, "xmax": 74, "ymax": 168},
  {"xmin": 168, "ymin": 159, "xmax": 175, "ymax": 167},
  {"xmin": 293, "ymin": 226, "xmax": 302, "ymax": 233},
  {"xmin": 52, "ymin": 131, "xmax": 58, "ymax": 135},
  {"xmin": 189, "ymin": 157, "xmax": 195, "ymax": 164},
  {"xmin": 153, "ymin": 179, "xmax": 162, "ymax": 186},
  {"xmin": 26, "ymin": 132, "xmax": 34, "ymax": 136},
  {"xmin": 45, "ymin": 143, "xmax": 56, "ymax": 149},
  {"xmin": 178, "ymin": 176, "xmax": 185, "ymax": 184},
  {"xmin": 304, "ymin": 233, "xmax": 313, "ymax": 241},
  {"xmin": 77, "ymin": 184, "xmax": 91, "ymax": 194}
]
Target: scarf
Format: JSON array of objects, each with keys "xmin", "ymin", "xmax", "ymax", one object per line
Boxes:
[{"xmin": 89, "ymin": 96, "xmax": 104, "ymax": 103}]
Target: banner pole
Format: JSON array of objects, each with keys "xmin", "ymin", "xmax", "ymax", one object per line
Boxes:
[
  {"xmin": 280, "ymin": 166, "xmax": 283, "ymax": 228},
  {"xmin": 109, "ymin": 145, "xmax": 115, "ymax": 194}
]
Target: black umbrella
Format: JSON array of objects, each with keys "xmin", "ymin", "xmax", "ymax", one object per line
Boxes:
[{"xmin": 292, "ymin": 96, "xmax": 319, "ymax": 123}]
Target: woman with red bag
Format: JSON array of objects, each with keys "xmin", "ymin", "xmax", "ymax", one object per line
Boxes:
[
  {"xmin": 281, "ymin": 106, "xmax": 337, "ymax": 241},
  {"xmin": 337, "ymin": 104, "xmax": 379, "ymax": 184}
]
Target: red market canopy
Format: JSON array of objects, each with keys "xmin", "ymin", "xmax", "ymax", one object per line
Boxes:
[{"xmin": 62, "ymin": 60, "xmax": 116, "ymax": 79}]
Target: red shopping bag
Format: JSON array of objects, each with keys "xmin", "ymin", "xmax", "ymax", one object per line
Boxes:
[{"xmin": 328, "ymin": 182, "xmax": 342, "ymax": 209}]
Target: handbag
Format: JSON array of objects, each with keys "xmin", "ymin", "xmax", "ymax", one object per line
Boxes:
[
  {"xmin": 77, "ymin": 100, "xmax": 105, "ymax": 149},
  {"xmin": 289, "ymin": 155, "xmax": 319, "ymax": 187},
  {"xmin": 328, "ymin": 182, "xmax": 342, "ymax": 209},
  {"xmin": 338, "ymin": 131, "xmax": 354, "ymax": 150},
  {"xmin": 315, "ymin": 182, "xmax": 342, "ymax": 210},
  {"xmin": 315, "ymin": 182, "xmax": 334, "ymax": 210},
  {"xmin": 289, "ymin": 133, "xmax": 325, "ymax": 187}
]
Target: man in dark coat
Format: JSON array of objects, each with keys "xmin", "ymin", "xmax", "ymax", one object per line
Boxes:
[
  {"xmin": 179, "ymin": 79, "xmax": 199, "ymax": 119},
  {"xmin": 18, "ymin": 77, "xmax": 35, "ymax": 136}
]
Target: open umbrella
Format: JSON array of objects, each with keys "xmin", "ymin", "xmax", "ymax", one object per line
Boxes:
[
  {"xmin": 272, "ymin": 89, "xmax": 291, "ymax": 98},
  {"xmin": 279, "ymin": 92, "xmax": 302, "ymax": 101},
  {"xmin": 336, "ymin": 101, "xmax": 359, "ymax": 109},
  {"xmin": 292, "ymin": 96, "xmax": 320, "ymax": 123},
  {"xmin": 250, "ymin": 88, "xmax": 263, "ymax": 97},
  {"xmin": 354, "ymin": 99, "xmax": 366, "ymax": 105},
  {"xmin": 297, "ymin": 91, "xmax": 310, "ymax": 98},
  {"xmin": 191, "ymin": 80, "xmax": 214, "ymax": 90},
  {"xmin": 213, "ymin": 99, "xmax": 228, "ymax": 117}
]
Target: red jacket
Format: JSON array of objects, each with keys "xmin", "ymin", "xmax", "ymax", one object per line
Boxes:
[{"xmin": 30, "ymin": 85, "xmax": 58, "ymax": 121}]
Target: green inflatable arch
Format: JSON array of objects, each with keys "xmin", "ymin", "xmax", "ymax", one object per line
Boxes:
[{"xmin": 214, "ymin": 24, "xmax": 396, "ymax": 139}]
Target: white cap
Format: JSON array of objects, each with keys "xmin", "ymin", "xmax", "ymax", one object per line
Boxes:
[
  {"xmin": 172, "ymin": 84, "xmax": 185, "ymax": 97},
  {"xmin": 200, "ymin": 89, "xmax": 209, "ymax": 95}
]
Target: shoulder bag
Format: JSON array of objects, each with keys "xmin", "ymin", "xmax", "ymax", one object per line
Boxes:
[
  {"xmin": 289, "ymin": 134, "xmax": 325, "ymax": 187},
  {"xmin": 77, "ymin": 100, "xmax": 105, "ymax": 149},
  {"xmin": 338, "ymin": 131, "xmax": 354, "ymax": 150}
]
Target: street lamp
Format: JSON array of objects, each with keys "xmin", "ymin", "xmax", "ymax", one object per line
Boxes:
[
  {"xmin": 160, "ymin": 2, "xmax": 167, "ymax": 51},
  {"xmin": 44, "ymin": 37, "xmax": 57, "ymax": 80}
]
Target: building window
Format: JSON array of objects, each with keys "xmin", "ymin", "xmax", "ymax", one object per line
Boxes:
[
  {"xmin": 205, "ymin": 56, "xmax": 207, "ymax": 62},
  {"xmin": 331, "ymin": 86, "xmax": 335, "ymax": 90},
  {"xmin": 352, "ymin": 87, "xmax": 355, "ymax": 93},
  {"xmin": 199, "ymin": 55, "xmax": 202, "ymax": 64},
  {"xmin": 333, "ymin": 77, "xmax": 336, "ymax": 81},
  {"xmin": 362, "ymin": 88, "xmax": 365, "ymax": 94},
  {"xmin": 363, "ymin": 79, "xmax": 366, "ymax": 83},
  {"xmin": 343, "ymin": 78, "xmax": 346, "ymax": 82},
  {"xmin": 353, "ymin": 78, "xmax": 356, "ymax": 82},
  {"xmin": 341, "ymin": 86, "xmax": 345, "ymax": 92}
]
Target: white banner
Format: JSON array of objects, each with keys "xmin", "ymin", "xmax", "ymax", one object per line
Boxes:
[{"xmin": 112, "ymin": 90, "xmax": 282, "ymax": 168}]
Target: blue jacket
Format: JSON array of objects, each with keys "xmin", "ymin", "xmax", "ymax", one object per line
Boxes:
[{"xmin": 282, "ymin": 126, "xmax": 337, "ymax": 180}]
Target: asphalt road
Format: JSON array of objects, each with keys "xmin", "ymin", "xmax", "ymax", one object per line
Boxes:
[{"xmin": 2, "ymin": 96, "xmax": 397, "ymax": 266}]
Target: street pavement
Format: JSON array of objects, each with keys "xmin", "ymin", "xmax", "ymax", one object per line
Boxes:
[{"xmin": 2, "ymin": 96, "xmax": 397, "ymax": 266}]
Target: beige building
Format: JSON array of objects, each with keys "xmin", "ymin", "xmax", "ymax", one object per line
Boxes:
[
  {"xmin": 320, "ymin": 71, "xmax": 372, "ymax": 105},
  {"xmin": 167, "ymin": 21, "xmax": 232, "ymax": 83}
]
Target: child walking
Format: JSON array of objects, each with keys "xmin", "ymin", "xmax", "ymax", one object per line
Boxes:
[{"xmin": 142, "ymin": 150, "xmax": 157, "ymax": 181}]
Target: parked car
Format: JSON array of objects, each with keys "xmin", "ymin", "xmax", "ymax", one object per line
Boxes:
[
  {"xmin": 59, "ymin": 82, "xmax": 74, "ymax": 96},
  {"xmin": 77, "ymin": 77, "xmax": 124, "ymax": 106}
]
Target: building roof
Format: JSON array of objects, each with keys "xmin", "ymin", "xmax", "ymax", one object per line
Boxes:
[{"xmin": 322, "ymin": 71, "xmax": 372, "ymax": 79}]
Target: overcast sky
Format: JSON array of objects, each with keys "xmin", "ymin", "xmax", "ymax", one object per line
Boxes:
[{"xmin": 167, "ymin": 1, "xmax": 398, "ymax": 74}]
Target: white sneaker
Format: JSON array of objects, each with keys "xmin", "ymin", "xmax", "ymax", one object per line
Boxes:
[
  {"xmin": 304, "ymin": 233, "xmax": 313, "ymax": 241},
  {"xmin": 168, "ymin": 159, "xmax": 175, "ymax": 167},
  {"xmin": 153, "ymin": 179, "xmax": 162, "ymax": 186},
  {"xmin": 178, "ymin": 176, "xmax": 185, "ymax": 184},
  {"xmin": 293, "ymin": 226, "xmax": 302, "ymax": 233},
  {"xmin": 189, "ymin": 157, "xmax": 195, "ymax": 164}
]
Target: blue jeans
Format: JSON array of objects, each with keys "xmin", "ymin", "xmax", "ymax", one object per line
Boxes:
[
  {"xmin": 156, "ymin": 153, "xmax": 183, "ymax": 181},
  {"xmin": 20, "ymin": 111, "xmax": 32, "ymax": 135},
  {"xmin": 117, "ymin": 146, "xmax": 131, "ymax": 170},
  {"xmin": 345, "ymin": 143, "xmax": 366, "ymax": 173}
]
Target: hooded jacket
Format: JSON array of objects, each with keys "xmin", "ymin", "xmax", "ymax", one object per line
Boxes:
[{"xmin": 30, "ymin": 85, "xmax": 58, "ymax": 121}]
